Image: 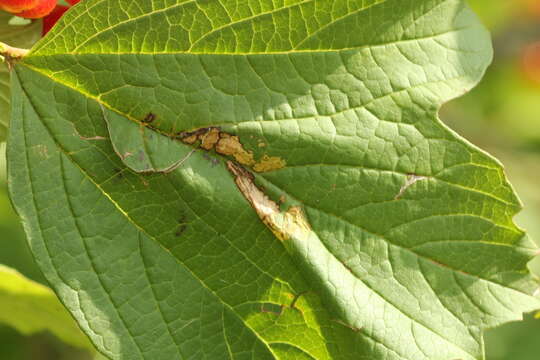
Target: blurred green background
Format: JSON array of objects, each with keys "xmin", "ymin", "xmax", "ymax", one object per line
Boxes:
[{"xmin": 1, "ymin": 0, "xmax": 540, "ymax": 359}]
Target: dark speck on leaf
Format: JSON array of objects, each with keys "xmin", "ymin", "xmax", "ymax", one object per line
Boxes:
[
  {"xmin": 112, "ymin": 168, "xmax": 124, "ymax": 179},
  {"xmin": 143, "ymin": 113, "xmax": 156, "ymax": 123},
  {"xmin": 175, "ymin": 215, "xmax": 188, "ymax": 237},
  {"xmin": 175, "ymin": 224, "xmax": 187, "ymax": 237}
]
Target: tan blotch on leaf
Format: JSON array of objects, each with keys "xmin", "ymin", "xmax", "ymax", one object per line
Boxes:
[
  {"xmin": 180, "ymin": 128, "xmax": 286, "ymax": 172},
  {"xmin": 215, "ymin": 134, "xmax": 256, "ymax": 166},
  {"xmin": 253, "ymin": 155, "xmax": 287, "ymax": 173},
  {"xmin": 227, "ymin": 161, "xmax": 310, "ymax": 242}
]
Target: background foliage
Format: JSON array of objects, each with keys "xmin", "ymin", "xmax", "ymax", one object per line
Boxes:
[{"xmin": 0, "ymin": 0, "xmax": 539, "ymax": 359}]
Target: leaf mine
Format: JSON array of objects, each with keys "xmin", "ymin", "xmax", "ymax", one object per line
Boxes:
[
  {"xmin": 180, "ymin": 127, "xmax": 286, "ymax": 173},
  {"xmin": 227, "ymin": 161, "xmax": 310, "ymax": 242}
]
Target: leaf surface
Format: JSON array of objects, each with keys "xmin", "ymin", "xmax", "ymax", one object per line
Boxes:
[
  {"xmin": 0, "ymin": 13, "xmax": 41, "ymax": 142},
  {"xmin": 0, "ymin": 264, "xmax": 94, "ymax": 351},
  {"xmin": 8, "ymin": 0, "xmax": 540, "ymax": 359}
]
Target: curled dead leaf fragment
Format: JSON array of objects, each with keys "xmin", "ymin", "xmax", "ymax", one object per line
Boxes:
[{"xmin": 227, "ymin": 161, "xmax": 310, "ymax": 242}]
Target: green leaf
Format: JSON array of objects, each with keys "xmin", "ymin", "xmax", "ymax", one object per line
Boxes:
[
  {"xmin": 0, "ymin": 264, "xmax": 94, "ymax": 351},
  {"xmin": 0, "ymin": 13, "xmax": 41, "ymax": 142},
  {"xmin": 8, "ymin": 0, "xmax": 540, "ymax": 359}
]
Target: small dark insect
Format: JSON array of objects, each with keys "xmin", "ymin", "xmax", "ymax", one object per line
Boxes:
[
  {"xmin": 175, "ymin": 224, "xmax": 187, "ymax": 237},
  {"xmin": 142, "ymin": 112, "xmax": 156, "ymax": 124},
  {"xmin": 112, "ymin": 168, "xmax": 125, "ymax": 180},
  {"xmin": 175, "ymin": 215, "xmax": 187, "ymax": 237}
]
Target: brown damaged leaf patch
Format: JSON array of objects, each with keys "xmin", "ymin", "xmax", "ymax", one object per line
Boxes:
[
  {"xmin": 178, "ymin": 127, "xmax": 286, "ymax": 173},
  {"xmin": 253, "ymin": 155, "xmax": 286, "ymax": 173},
  {"xmin": 227, "ymin": 161, "xmax": 311, "ymax": 242}
]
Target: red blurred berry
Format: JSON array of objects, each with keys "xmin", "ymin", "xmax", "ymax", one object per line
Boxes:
[
  {"xmin": 0, "ymin": 0, "xmax": 38, "ymax": 13},
  {"xmin": 16, "ymin": 0, "xmax": 56, "ymax": 19},
  {"xmin": 42, "ymin": 4, "xmax": 69, "ymax": 35},
  {"xmin": 41, "ymin": 0, "xmax": 82, "ymax": 35}
]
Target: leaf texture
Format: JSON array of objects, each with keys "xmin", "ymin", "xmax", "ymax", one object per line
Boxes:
[{"xmin": 8, "ymin": 0, "xmax": 540, "ymax": 359}]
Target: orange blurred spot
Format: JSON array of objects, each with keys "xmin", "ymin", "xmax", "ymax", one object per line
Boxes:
[
  {"xmin": 527, "ymin": 0, "xmax": 540, "ymax": 17},
  {"xmin": 0, "ymin": 0, "xmax": 38, "ymax": 13},
  {"xmin": 522, "ymin": 42, "xmax": 540, "ymax": 85},
  {"xmin": 16, "ymin": 0, "xmax": 56, "ymax": 19}
]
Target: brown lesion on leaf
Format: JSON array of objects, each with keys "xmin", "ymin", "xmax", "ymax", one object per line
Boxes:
[
  {"xmin": 253, "ymin": 155, "xmax": 287, "ymax": 173},
  {"xmin": 176, "ymin": 127, "xmax": 286, "ymax": 173},
  {"xmin": 226, "ymin": 161, "xmax": 310, "ymax": 242},
  {"xmin": 181, "ymin": 134, "xmax": 198, "ymax": 144},
  {"xmin": 215, "ymin": 133, "xmax": 256, "ymax": 165},
  {"xmin": 200, "ymin": 127, "xmax": 220, "ymax": 150}
]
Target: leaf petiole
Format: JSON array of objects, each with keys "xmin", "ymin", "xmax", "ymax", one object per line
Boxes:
[{"xmin": 0, "ymin": 41, "xmax": 29, "ymax": 68}]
